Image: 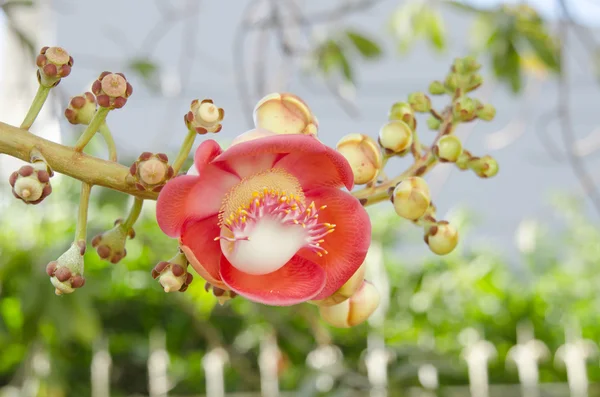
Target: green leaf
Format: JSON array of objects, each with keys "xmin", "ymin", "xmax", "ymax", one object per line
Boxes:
[
  {"xmin": 128, "ymin": 58, "xmax": 159, "ymax": 80},
  {"xmin": 345, "ymin": 30, "xmax": 382, "ymax": 59},
  {"xmin": 316, "ymin": 40, "xmax": 354, "ymax": 82},
  {"xmin": 338, "ymin": 49, "xmax": 353, "ymax": 82},
  {"xmin": 425, "ymin": 9, "xmax": 446, "ymax": 51},
  {"xmin": 519, "ymin": 26, "xmax": 560, "ymax": 72}
]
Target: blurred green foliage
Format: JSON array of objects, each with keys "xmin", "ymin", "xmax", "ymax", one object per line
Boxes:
[{"xmin": 1, "ymin": 172, "xmax": 600, "ymax": 396}]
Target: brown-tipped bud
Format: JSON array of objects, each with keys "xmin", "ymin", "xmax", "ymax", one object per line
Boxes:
[
  {"xmin": 408, "ymin": 92, "xmax": 431, "ymax": 113},
  {"xmin": 9, "ymin": 162, "xmax": 53, "ymax": 205},
  {"xmin": 378, "ymin": 120, "xmax": 413, "ymax": 155},
  {"xmin": 185, "ymin": 99, "xmax": 224, "ymax": 134},
  {"xmin": 468, "ymin": 155, "xmax": 499, "ymax": 178},
  {"xmin": 36, "ymin": 46, "xmax": 73, "ymax": 87},
  {"xmin": 129, "ymin": 152, "xmax": 174, "ymax": 191},
  {"xmin": 91, "ymin": 220, "xmax": 134, "ymax": 264},
  {"xmin": 319, "ymin": 280, "xmax": 380, "ymax": 328},
  {"xmin": 388, "ymin": 102, "xmax": 416, "ymax": 130},
  {"xmin": 392, "ymin": 176, "xmax": 431, "ymax": 221},
  {"xmin": 466, "ymin": 73, "xmax": 483, "ymax": 92},
  {"xmin": 64, "ymin": 92, "xmax": 97, "ymax": 125},
  {"xmin": 433, "ymin": 135, "xmax": 463, "ymax": 163},
  {"xmin": 48, "ymin": 242, "xmax": 85, "ymax": 295},
  {"xmin": 336, "ymin": 133, "xmax": 383, "ymax": 185},
  {"xmin": 429, "ymin": 80, "xmax": 446, "ymax": 95},
  {"xmin": 204, "ymin": 282, "xmax": 238, "ymax": 305},
  {"xmin": 476, "ymin": 104, "xmax": 496, "ymax": 121},
  {"xmin": 310, "ymin": 263, "xmax": 365, "ymax": 307},
  {"xmin": 252, "ymin": 92, "xmax": 318, "ymax": 137},
  {"xmin": 152, "ymin": 252, "xmax": 192, "ymax": 293},
  {"xmin": 91, "ymin": 72, "xmax": 132, "ymax": 110},
  {"xmin": 453, "ymin": 96, "xmax": 477, "ymax": 122},
  {"xmin": 425, "ymin": 221, "xmax": 459, "ymax": 255}
]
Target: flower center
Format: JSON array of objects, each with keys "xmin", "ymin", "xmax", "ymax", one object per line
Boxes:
[{"xmin": 217, "ymin": 170, "xmax": 335, "ymax": 275}]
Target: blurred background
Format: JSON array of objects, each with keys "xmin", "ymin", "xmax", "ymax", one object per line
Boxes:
[{"xmin": 2, "ymin": 0, "xmax": 600, "ymax": 396}]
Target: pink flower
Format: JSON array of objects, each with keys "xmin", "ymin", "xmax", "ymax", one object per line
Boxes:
[{"xmin": 156, "ymin": 129, "xmax": 371, "ymax": 306}]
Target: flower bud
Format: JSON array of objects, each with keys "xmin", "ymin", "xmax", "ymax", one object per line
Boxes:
[
  {"xmin": 204, "ymin": 282, "xmax": 238, "ymax": 305},
  {"xmin": 151, "ymin": 252, "xmax": 193, "ymax": 293},
  {"xmin": 408, "ymin": 92, "xmax": 431, "ymax": 113},
  {"xmin": 378, "ymin": 120, "xmax": 413, "ymax": 155},
  {"xmin": 310, "ymin": 263, "xmax": 366, "ymax": 307},
  {"xmin": 445, "ymin": 73, "xmax": 459, "ymax": 92},
  {"xmin": 426, "ymin": 115, "xmax": 441, "ymax": 131},
  {"xmin": 91, "ymin": 219, "xmax": 134, "ymax": 264},
  {"xmin": 185, "ymin": 99, "xmax": 224, "ymax": 134},
  {"xmin": 91, "ymin": 72, "xmax": 133, "ymax": 109},
  {"xmin": 336, "ymin": 134, "xmax": 383, "ymax": 185},
  {"xmin": 64, "ymin": 92, "xmax": 97, "ymax": 125},
  {"xmin": 453, "ymin": 96, "xmax": 477, "ymax": 122},
  {"xmin": 428, "ymin": 80, "xmax": 446, "ymax": 95},
  {"xmin": 46, "ymin": 243, "xmax": 86, "ymax": 295},
  {"xmin": 9, "ymin": 162, "xmax": 53, "ymax": 205},
  {"xmin": 476, "ymin": 104, "xmax": 496, "ymax": 121},
  {"xmin": 253, "ymin": 92, "xmax": 318, "ymax": 136},
  {"xmin": 466, "ymin": 74, "xmax": 483, "ymax": 92},
  {"xmin": 434, "ymin": 135, "xmax": 463, "ymax": 163},
  {"xmin": 129, "ymin": 152, "xmax": 174, "ymax": 192},
  {"xmin": 425, "ymin": 221, "xmax": 459, "ymax": 255},
  {"xmin": 389, "ymin": 102, "xmax": 416, "ymax": 130},
  {"xmin": 36, "ymin": 46, "xmax": 73, "ymax": 87},
  {"xmin": 469, "ymin": 155, "xmax": 499, "ymax": 178},
  {"xmin": 461, "ymin": 56, "xmax": 481, "ymax": 73},
  {"xmin": 319, "ymin": 280, "xmax": 380, "ymax": 328},
  {"xmin": 391, "ymin": 176, "xmax": 431, "ymax": 220}
]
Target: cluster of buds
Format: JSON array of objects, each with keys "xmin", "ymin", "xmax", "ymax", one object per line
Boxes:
[
  {"xmin": 91, "ymin": 218, "xmax": 135, "ymax": 264},
  {"xmin": 91, "ymin": 71, "xmax": 133, "ymax": 109},
  {"xmin": 9, "ymin": 162, "xmax": 53, "ymax": 205},
  {"xmin": 204, "ymin": 282, "xmax": 238, "ymax": 305},
  {"xmin": 252, "ymin": 92, "xmax": 318, "ymax": 136},
  {"xmin": 185, "ymin": 99, "xmax": 224, "ymax": 134},
  {"xmin": 46, "ymin": 243, "xmax": 86, "ymax": 295},
  {"xmin": 151, "ymin": 251, "xmax": 193, "ymax": 293},
  {"xmin": 455, "ymin": 150, "xmax": 499, "ymax": 178},
  {"xmin": 129, "ymin": 152, "xmax": 174, "ymax": 192},
  {"xmin": 64, "ymin": 92, "xmax": 97, "ymax": 125},
  {"xmin": 336, "ymin": 134, "xmax": 382, "ymax": 185},
  {"xmin": 36, "ymin": 46, "xmax": 73, "ymax": 87}
]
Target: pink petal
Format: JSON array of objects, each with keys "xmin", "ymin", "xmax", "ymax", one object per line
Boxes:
[
  {"xmin": 179, "ymin": 215, "xmax": 227, "ymax": 289},
  {"xmin": 273, "ymin": 145, "xmax": 354, "ymax": 191},
  {"xmin": 194, "ymin": 139, "xmax": 224, "ymax": 175},
  {"xmin": 156, "ymin": 166, "xmax": 239, "ymax": 238},
  {"xmin": 219, "ymin": 255, "xmax": 326, "ymax": 306},
  {"xmin": 298, "ymin": 187, "xmax": 371, "ymax": 300},
  {"xmin": 212, "ymin": 133, "xmax": 352, "ymax": 190}
]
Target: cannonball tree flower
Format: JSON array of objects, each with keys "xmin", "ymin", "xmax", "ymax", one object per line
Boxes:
[{"xmin": 156, "ymin": 129, "xmax": 371, "ymax": 306}]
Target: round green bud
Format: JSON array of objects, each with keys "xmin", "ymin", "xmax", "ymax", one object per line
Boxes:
[
  {"xmin": 408, "ymin": 92, "xmax": 431, "ymax": 113},
  {"xmin": 426, "ymin": 115, "xmax": 442, "ymax": 131},
  {"xmin": 462, "ymin": 56, "xmax": 481, "ymax": 73},
  {"xmin": 469, "ymin": 155, "xmax": 499, "ymax": 178},
  {"xmin": 429, "ymin": 80, "xmax": 446, "ymax": 95},
  {"xmin": 434, "ymin": 135, "xmax": 463, "ymax": 163},
  {"xmin": 425, "ymin": 221, "xmax": 459, "ymax": 255},
  {"xmin": 389, "ymin": 102, "xmax": 416, "ymax": 130},
  {"xmin": 453, "ymin": 96, "xmax": 476, "ymax": 122},
  {"xmin": 392, "ymin": 176, "xmax": 431, "ymax": 221},
  {"xmin": 476, "ymin": 104, "xmax": 496, "ymax": 121},
  {"xmin": 378, "ymin": 120, "xmax": 413, "ymax": 154}
]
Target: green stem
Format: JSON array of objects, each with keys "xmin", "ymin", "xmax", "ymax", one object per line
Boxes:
[
  {"xmin": 98, "ymin": 123, "xmax": 118, "ymax": 162},
  {"xmin": 75, "ymin": 182, "xmax": 92, "ymax": 243},
  {"xmin": 123, "ymin": 197, "xmax": 144, "ymax": 230},
  {"xmin": 73, "ymin": 107, "xmax": 110, "ymax": 152},
  {"xmin": 171, "ymin": 129, "xmax": 198, "ymax": 175},
  {"xmin": 20, "ymin": 85, "xmax": 51, "ymax": 130}
]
